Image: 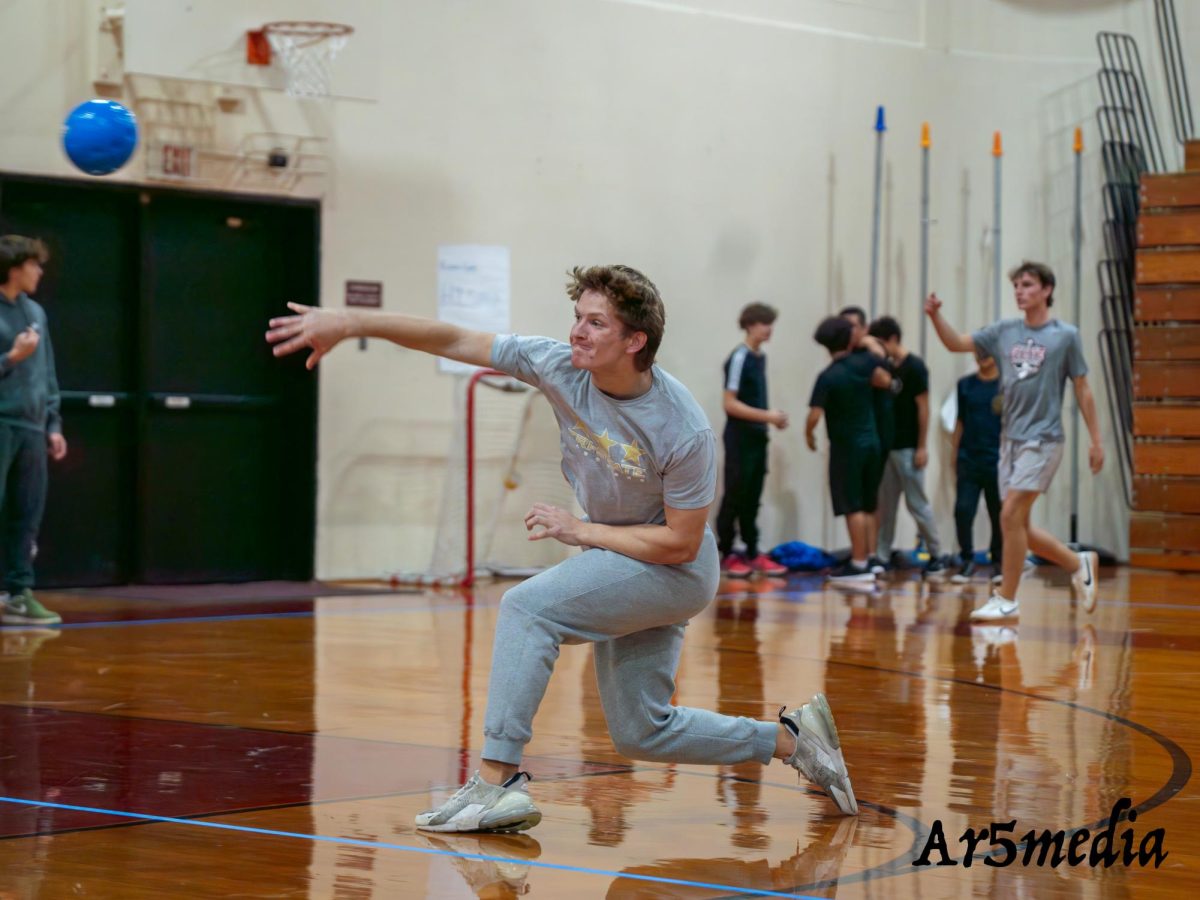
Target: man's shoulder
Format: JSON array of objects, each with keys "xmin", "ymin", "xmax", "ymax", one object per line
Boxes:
[
  {"xmin": 652, "ymin": 367, "xmax": 715, "ymax": 441},
  {"xmin": 1048, "ymin": 318, "xmax": 1079, "ymax": 337}
]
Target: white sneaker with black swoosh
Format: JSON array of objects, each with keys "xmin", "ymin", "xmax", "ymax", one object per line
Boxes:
[
  {"xmin": 969, "ymin": 592, "xmax": 1019, "ymax": 621},
  {"xmin": 1071, "ymin": 550, "xmax": 1099, "ymax": 613}
]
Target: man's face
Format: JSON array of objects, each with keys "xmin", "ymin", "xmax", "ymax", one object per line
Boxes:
[
  {"xmin": 978, "ymin": 354, "xmax": 997, "ymax": 378},
  {"xmin": 842, "ymin": 314, "xmax": 866, "ymax": 347},
  {"xmin": 1013, "ymin": 272, "xmax": 1051, "ymax": 313},
  {"xmin": 8, "ymin": 259, "xmax": 41, "ymax": 294},
  {"xmin": 747, "ymin": 321, "xmax": 773, "ymax": 344},
  {"xmin": 570, "ymin": 289, "xmax": 643, "ymax": 372}
]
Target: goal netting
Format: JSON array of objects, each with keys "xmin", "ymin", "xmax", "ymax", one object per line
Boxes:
[{"xmin": 391, "ymin": 369, "xmax": 581, "ymax": 586}]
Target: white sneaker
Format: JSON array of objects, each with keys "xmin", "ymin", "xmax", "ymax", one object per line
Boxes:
[
  {"xmin": 1071, "ymin": 550, "xmax": 1099, "ymax": 614},
  {"xmin": 970, "ymin": 592, "xmax": 1019, "ymax": 621},
  {"xmin": 779, "ymin": 694, "xmax": 858, "ymax": 816},
  {"xmin": 414, "ymin": 771, "xmax": 541, "ymax": 833}
]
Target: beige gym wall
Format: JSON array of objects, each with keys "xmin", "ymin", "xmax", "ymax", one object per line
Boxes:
[{"xmin": 0, "ymin": 0, "xmax": 1175, "ymax": 576}]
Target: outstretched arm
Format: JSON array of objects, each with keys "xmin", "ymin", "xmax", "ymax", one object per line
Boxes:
[
  {"xmin": 266, "ymin": 303, "xmax": 495, "ymax": 370},
  {"xmin": 1073, "ymin": 375, "xmax": 1105, "ymax": 473},
  {"xmin": 924, "ymin": 293, "xmax": 975, "ymax": 354}
]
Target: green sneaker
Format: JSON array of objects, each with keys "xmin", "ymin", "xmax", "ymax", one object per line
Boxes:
[{"xmin": 2, "ymin": 589, "xmax": 62, "ymax": 626}]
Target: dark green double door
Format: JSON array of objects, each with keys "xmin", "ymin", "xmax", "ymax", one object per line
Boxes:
[{"xmin": 0, "ymin": 174, "xmax": 317, "ymax": 585}]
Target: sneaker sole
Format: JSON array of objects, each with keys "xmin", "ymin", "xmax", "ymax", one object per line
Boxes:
[
  {"xmin": 1074, "ymin": 551, "xmax": 1099, "ymax": 614},
  {"xmin": 416, "ymin": 801, "xmax": 542, "ymax": 834},
  {"xmin": 792, "ymin": 694, "xmax": 858, "ymax": 816},
  {"xmin": 1, "ymin": 613, "xmax": 61, "ymax": 626},
  {"xmin": 969, "ymin": 606, "xmax": 1019, "ymax": 621}
]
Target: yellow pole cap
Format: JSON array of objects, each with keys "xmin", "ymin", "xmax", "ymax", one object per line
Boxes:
[
  {"xmin": 1074, "ymin": 126, "xmax": 1084, "ymax": 154},
  {"xmin": 921, "ymin": 121, "xmax": 931, "ymax": 149}
]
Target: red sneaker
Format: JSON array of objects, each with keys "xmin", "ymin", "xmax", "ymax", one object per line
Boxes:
[
  {"xmin": 748, "ymin": 553, "xmax": 788, "ymax": 576},
  {"xmin": 721, "ymin": 553, "xmax": 752, "ymax": 577}
]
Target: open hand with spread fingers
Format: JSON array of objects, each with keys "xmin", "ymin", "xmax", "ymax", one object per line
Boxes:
[
  {"xmin": 524, "ymin": 503, "xmax": 585, "ymax": 546},
  {"xmin": 265, "ymin": 303, "xmax": 354, "ymax": 369}
]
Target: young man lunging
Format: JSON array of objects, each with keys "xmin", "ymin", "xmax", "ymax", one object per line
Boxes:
[{"xmin": 267, "ymin": 265, "xmax": 857, "ymax": 830}]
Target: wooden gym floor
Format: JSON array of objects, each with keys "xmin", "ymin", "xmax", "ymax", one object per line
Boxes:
[{"xmin": 0, "ymin": 564, "xmax": 1195, "ymax": 898}]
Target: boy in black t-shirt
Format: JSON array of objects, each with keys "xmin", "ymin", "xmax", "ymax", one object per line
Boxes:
[
  {"xmin": 840, "ymin": 306, "xmax": 894, "ymax": 575},
  {"xmin": 950, "ymin": 351, "xmax": 1003, "ymax": 583},
  {"xmin": 806, "ymin": 316, "xmax": 892, "ymax": 582},
  {"xmin": 867, "ymin": 317, "xmax": 946, "ymax": 579},
  {"xmin": 717, "ymin": 303, "xmax": 789, "ymax": 577}
]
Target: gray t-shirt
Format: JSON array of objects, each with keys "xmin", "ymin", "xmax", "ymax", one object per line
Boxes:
[
  {"xmin": 972, "ymin": 317, "xmax": 1087, "ymax": 443},
  {"xmin": 491, "ymin": 334, "xmax": 716, "ymax": 526}
]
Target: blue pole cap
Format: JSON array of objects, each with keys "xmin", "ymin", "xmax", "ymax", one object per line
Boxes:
[{"xmin": 875, "ymin": 105, "xmax": 887, "ymax": 132}]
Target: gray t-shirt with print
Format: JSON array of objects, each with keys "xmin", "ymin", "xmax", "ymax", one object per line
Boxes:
[
  {"xmin": 972, "ymin": 317, "xmax": 1088, "ymax": 443},
  {"xmin": 491, "ymin": 334, "xmax": 716, "ymax": 526}
]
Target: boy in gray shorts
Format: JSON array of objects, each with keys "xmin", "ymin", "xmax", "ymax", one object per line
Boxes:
[
  {"xmin": 266, "ymin": 264, "xmax": 857, "ymax": 831},
  {"xmin": 925, "ymin": 261, "xmax": 1105, "ymax": 621}
]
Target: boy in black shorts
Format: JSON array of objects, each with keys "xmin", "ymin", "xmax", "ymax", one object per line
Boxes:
[{"xmin": 806, "ymin": 317, "xmax": 892, "ymax": 582}]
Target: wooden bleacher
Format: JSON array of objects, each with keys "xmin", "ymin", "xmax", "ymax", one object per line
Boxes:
[{"xmin": 1132, "ymin": 140, "xmax": 1200, "ymax": 569}]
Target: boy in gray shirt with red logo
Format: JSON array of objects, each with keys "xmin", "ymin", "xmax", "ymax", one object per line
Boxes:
[
  {"xmin": 925, "ymin": 261, "xmax": 1104, "ymax": 621},
  {"xmin": 267, "ymin": 264, "xmax": 857, "ymax": 836}
]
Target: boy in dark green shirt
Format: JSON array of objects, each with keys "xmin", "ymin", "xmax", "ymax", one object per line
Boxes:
[{"xmin": 0, "ymin": 235, "xmax": 65, "ymax": 625}]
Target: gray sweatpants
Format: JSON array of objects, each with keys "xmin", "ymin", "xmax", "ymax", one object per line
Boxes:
[
  {"xmin": 876, "ymin": 447, "xmax": 942, "ymax": 559},
  {"xmin": 482, "ymin": 529, "xmax": 779, "ymax": 767}
]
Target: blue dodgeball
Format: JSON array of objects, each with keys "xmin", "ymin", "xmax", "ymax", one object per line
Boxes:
[{"xmin": 62, "ymin": 99, "xmax": 139, "ymax": 176}]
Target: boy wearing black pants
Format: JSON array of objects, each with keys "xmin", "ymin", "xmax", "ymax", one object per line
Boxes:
[
  {"xmin": 951, "ymin": 352, "xmax": 1003, "ymax": 583},
  {"xmin": 717, "ymin": 303, "xmax": 789, "ymax": 577},
  {"xmin": 806, "ymin": 317, "xmax": 892, "ymax": 582}
]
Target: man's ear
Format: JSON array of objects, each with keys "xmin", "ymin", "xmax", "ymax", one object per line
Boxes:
[{"xmin": 626, "ymin": 331, "xmax": 647, "ymax": 355}]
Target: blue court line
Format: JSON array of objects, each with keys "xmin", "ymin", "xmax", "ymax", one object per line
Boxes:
[{"xmin": 0, "ymin": 795, "xmax": 824, "ymax": 899}]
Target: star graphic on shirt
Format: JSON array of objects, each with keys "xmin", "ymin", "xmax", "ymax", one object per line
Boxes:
[
  {"xmin": 595, "ymin": 429, "xmax": 619, "ymax": 454},
  {"xmin": 621, "ymin": 440, "xmax": 645, "ymax": 465}
]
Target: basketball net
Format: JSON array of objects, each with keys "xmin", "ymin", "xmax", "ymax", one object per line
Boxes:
[{"xmin": 264, "ymin": 21, "xmax": 353, "ymax": 98}]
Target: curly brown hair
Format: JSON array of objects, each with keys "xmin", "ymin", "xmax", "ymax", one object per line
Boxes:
[
  {"xmin": 738, "ymin": 302, "xmax": 777, "ymax": 330},
  {"xmin": 566, "ymin": 264, "xmax": 665, "ymax": 372}
]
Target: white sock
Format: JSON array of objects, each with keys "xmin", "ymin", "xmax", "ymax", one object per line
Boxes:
[{"xmin": 852, "ymin": 558, "xmax": 868, "ymax": 568}]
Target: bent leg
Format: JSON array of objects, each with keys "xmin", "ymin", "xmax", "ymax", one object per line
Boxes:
[
  {"xmin": 1027, "ymin": 525, "xmax": 1079, "ymax": 572},
  {"xmin": 594, "ymin": 623, "xmax": 777, "ymax": 766},
  {"xmin": 482, "ymin": 538, "xmax": 720, "ymax": 767}
]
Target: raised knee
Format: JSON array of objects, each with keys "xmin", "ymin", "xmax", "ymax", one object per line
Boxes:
[{"xmin": 498, "ymin": 582, "xmax": 535, "ymax": 619}]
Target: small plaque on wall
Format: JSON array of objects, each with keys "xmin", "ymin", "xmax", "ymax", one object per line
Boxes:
[{"xmin": 345, "ymin": 280, "xmax": 383, "ymax": 307}]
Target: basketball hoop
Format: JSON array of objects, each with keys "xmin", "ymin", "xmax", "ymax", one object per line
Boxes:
[{"xmin": 262, "ymin": 21, "xmax": 353, "ymax": 98}]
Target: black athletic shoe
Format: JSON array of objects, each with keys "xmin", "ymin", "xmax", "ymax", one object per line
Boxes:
[
  {"xmin": 923, "ymin": 558, "xmax": 947, "ymax": 580},
  {"xmin": 828, "ymin": 562, "xmax": 875, "ymax": 583},
  {"xmin": 951, "ymin": 559, "xmax": 978, "ymax": 584},
  {"xmin": 867, "ymin": 556, "xmax": 888, "ymax": 576}
]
